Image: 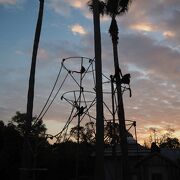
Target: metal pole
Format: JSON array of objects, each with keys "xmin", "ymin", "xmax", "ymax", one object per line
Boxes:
[
  {"xmin": 110, "ymin": 75, "xmax": 117, "ymax": 180},
  {"xmin": 110, "ymin": 75, "xmax": 116, "ymax": 157},
  {"xmin": 75, "ymin": 58, "xmax": 83, "ymax": 180}
]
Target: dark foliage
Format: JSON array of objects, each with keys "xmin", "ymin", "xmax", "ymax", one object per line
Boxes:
[
  {"xmin": 160, "ymin": 137, "xmax": 180, "ymax": 149},
  {"xmin": 109, "ymin": 18, "xmax": 119, "ymax": 43},
  {"xmin": 0, "ymin": 121, "xmax": 23, "ymax": 180},
  {"xmin": 10, "ymin": 111, "xmax": 46, "ymax": 137},
  {"xmin": 0, "ymin": 117, "xmax": 179, "ymax": 180},
  {"xmin": 106, "ymin": 0, "xmax": 132, "ymax": 17},
  {"xmin": 88, "ymin": 0, "xmax": 106, "ymax": 15},
  {"xmin": 0, "ymin": 120, "xmax": 95, "ymax": 180}
]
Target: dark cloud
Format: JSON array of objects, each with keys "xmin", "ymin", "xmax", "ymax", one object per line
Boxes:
[
  {"xmin": 118, "ymin": 0, "xmax": 180, "ymax": 44},
  {"xmin": 118, "ymin": 33, "xmax": 180, "ymax": 80}
]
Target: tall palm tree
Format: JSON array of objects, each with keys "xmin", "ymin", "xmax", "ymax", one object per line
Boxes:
[
  {"xmin": 26, "ymin": 0, "xmax": 44, "ymax": 137},
  {"xmin": 21, "ymin": 1, "xmax": 44, "ymax": 180},
  {"xmin": 88, "ymin": 1, "xmax": 105, "ymax": 180},
  {"xmin": 106, "ymin": 0, "xmax": 132, "ymax": 179}
]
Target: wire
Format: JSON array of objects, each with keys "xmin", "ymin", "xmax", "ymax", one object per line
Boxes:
[
  {"xmin": 55, "ymin": 105, "xmax": 76, "ymax": 143},
  {"xmin": 33, "ymin": 63, "xmax": 63, "ymax": 125},
  {"xmin": 39, "ymin": 72, "xmax": 69, "ymax": 120}
]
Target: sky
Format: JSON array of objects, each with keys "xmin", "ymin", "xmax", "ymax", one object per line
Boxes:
[{"xmin": 0, "ymin": 0, "xmax": 180, "ymax": 144}]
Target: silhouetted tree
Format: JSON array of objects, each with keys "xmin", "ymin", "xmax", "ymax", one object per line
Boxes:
[
  {"xmin": 0, "ymin": 119, "xmax": 51, "ymax": 180},
  {"xmin": 105, "ymin": 1, "xmax": 132, "ymax": 179},
  {"xmin": 26, "ymin": 0, "xmax": 44, "ymax": 134},
  {"xmin": 88, "ymin": 0, "xmax": 106, "ymax": 15},
  {"xmin": 106, "ymin": 0, "xmax": 132, "ymax": 177},
  {"xmin": 70, "ymin": 122, "xmax": 96, "ymax": 143},
  {"xmin": 144, "ymin": 127, "xmax": 180, "ymax": 149},
  {"xmin": 70, "ymin": 121, "xmax": 133, "ymax": 145},
  {"xmin": 151, "ymin": 142, "xmax": 160, "ymax": 153},
  {"xmin": 0, "ymin": 120, "xmax": 5, "ymax": 151},
  {"xmin": 70, "ymin": 126, "xmax": 85, "ymax": 142},
  {"xmin": 22, "ymin": 1, "xmax": 44, "ymax": 179},
  {"xmin": 159, "ymin": 137, "xmax": 180, "ymax": 149},
  {"xmin": 88, "ymin": 1, "xmax": 105, "ymax": 179},
  {"xmin": 0, "ymin": 121, "xmax": 23, "ymax": 180},
  {"xmin": 10, "ymin": 111, "xmax": 50, "ymax": 180},
  {"xmin": 10, "ymin": 111, "xmax": 46, "ymax": 137},
  {"xmin": 104, "ymin": 121, "xmax": 133, "ymax": 144}
]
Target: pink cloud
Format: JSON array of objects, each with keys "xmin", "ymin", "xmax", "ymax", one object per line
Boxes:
[{"xmin": 0, "ymin": 0, "xmax": 17, "ymax": 4}]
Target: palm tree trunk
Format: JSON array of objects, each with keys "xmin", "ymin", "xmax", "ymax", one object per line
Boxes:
[
  {"xmin": 92, "ymin": 1, "xmax": 104, "ymax": 180},
  {"xmin": 21, "ymin": 1, "xmax": 44, "ymax": 180},
  {"xmin": 110, "ymin": 17, "xmax": 128, "ymax": 180},
  {"xmin": 26, "ymin": 0, "xmax": 44, "ymax": 134}
]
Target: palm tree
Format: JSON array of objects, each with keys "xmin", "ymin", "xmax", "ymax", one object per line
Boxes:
[
  {"xmin": 88, "ymin": 1, "xmax": 105, "ymax": 180},
  {"xmin": 26, "ymin": 0, "xmax": 44, "ymax": 138},
  {"xmin": 21, "ymin": 1, "xmax": 44, "ymax": 180},
  {"xmin": 106, "ymin": 0, "xmax": 132, "ymax": 179}
]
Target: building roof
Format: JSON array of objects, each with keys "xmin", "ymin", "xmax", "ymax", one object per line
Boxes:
[
  {"xmin": 135, "ymin": 152, "xmax": 180, "ymax": 169},
  {"xmin": 161, "ymin": 148, "xmax": 180, "ymax": 161},
  {"xmin": 104, "ymin": 137, "xmax": 150, "ymax": 157}
]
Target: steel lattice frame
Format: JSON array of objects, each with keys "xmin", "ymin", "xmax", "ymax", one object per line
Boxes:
[{"xmin": 36, "ymin": 56, "xmax": 137, "ymax": 145}]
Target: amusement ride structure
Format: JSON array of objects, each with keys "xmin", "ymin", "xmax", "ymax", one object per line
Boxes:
[
  {"xmin": 35, "ymin": 56, "xmax": 136, "ymax": 143},
  {"xmin": 32, "ymin": 56, "xmax": 138, "ymax": 179}
]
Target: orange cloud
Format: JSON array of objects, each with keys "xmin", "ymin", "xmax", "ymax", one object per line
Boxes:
[
  {"xmin": 70, "ymin": 0, "xmax": 86, "ymax": 8},
  {"xmin": 66, "ymin": 0, "xmax": 88, "ymax": 9},
  {"xmin": 130, "ymin": 23, "xmax": 153, "ymax": 32},
  {"xmin": 163, "ymin": 31, "xmax": 175, "ymax": 38},
  {"xmin": 70, "ymin": 24, "xmax": 87, "ymax": 35}
]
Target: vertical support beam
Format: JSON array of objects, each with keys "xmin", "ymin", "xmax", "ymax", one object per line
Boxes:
[
  {"xmin": 92, "ymin": 1, "xmax": 104, "ymax": 180},
  {"xmin": 75, "ymin": 58, "xmax": 83, "ymax": 180},
  {"xmin": 111, "ymin": 75, "xmax": 117, "ymax": 180},
  {"xmin": 110, "ymin": 75, "xmax": 116, "ymax": 158}
]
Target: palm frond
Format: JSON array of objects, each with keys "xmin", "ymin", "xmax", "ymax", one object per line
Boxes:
[
  {"xmin": 106, "ymin": 0, "xmax": 132, "ymax": 17},
  {"xmin": 87, "ymin": 0, "xmax": 106, "ymax": 16},
  {"xmin": 109, "ymin": 18, "xmax": 119, "ymax": 43}
]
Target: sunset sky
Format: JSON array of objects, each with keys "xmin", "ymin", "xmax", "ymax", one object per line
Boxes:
[{"xmin": 0, "ymin": 0, "xmax": 180, "ymax": 144}]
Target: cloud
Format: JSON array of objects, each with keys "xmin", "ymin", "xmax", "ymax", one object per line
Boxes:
[
  {"xmin": 0, "ymin": 0, "xmax": 24, "ymax": 6},
  {"xmin": 16, "ymin": 48, "xmax": 50, "ymax": 61},
  {"xmin": 48, "ymin": 0, "xmax": 89, "ymax": 16},
  {"xmin": 117, "ymin": 33, "xmax": 180, "ymax": 80},
  {"xmin": 68, "ymin": 0, "xmax": 88, "ymax": 9},
  {"xmin": 163, "ymin": 31, "xmax": 175, "ymax": 38},
  {"xmin": 47, "ymin": 0, "xmax": 110, "ymax": 23},
  {"xmin": 0, "ymin": 0, "xmax": 17, "ymax": 4},
  {"xmin": 74, "ymin": 29, "xmax": 180, "ymax": 142},
  {"xmin": 70, "ymin": 24, "xmax": 87, "ymax": 35},
  {"xmin": 37, "ymin": 48, "xmax": 49, "ymax": 60},
  {"xmin": 15, "ymin": 50, "xmax": 25, "ymax": 55},
  {"xmin": 130, "ymin": 23, "xmax": 154, "ymax": 32},
  {"xmin": 117, "ymin": 0, "xmax": 180, "ymax": 45},
  {"xmin": 48, "ymin": 0, "xmax": 71, "ymax": 16}
]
